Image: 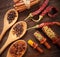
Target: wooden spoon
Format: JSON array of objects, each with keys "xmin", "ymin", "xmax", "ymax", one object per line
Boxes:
[
  {"xmin": 7, "ymin": 40, "xmax": 27, "ymax": 57},
  {"xmin": 0, "ymin": 9, "xmax": 18, "ymax": 41},
  {"xmin": 0, "ymin": 21, "xmax": 27, "ymax": 54}
]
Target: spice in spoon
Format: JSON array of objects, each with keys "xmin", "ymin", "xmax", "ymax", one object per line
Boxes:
[
  {"xmin": 13, "ymin": 24, "xmax": 23, "ymax": 37},
  {"xmin": 7, "ymin": 11, "xmax": 16, "ymax": 23},
  {"xmin": 9, "ymin": 40, "xmax": 27, "ymax": 57}
]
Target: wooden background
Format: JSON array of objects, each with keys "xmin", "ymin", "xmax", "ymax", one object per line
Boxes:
[{"xmin": 0, "ymin": 0, "xmax": 60, "ymax": 57}]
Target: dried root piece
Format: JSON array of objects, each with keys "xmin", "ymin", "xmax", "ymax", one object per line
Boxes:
[
  {"xmin": 28, "ymin": 39, "xmax": 44, "ymax": 53},
  {"xmin": 42, "ymin": 26, "xmax": 60, "ymax": 47},
  {"xmin": 34, "ymin": 31, "xmax": 51, "ymax": 49}
]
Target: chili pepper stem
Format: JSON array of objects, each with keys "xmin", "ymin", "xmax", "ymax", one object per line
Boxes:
[
  {"xmin": 24, "ymin": 13, "xmax": 33, "ymax": 20},
  {"xmin": 39, "ymin": 16, "xmax": 43, "ymax": 21},
  {"xmin": 32, "ymin": 15, "xmax": 43, "ymax": 22},
  {"xmin": 27, "ymin": 25, "xmax": 39, "ymax": 30}
]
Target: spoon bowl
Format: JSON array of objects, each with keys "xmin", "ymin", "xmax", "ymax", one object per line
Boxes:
[
  {"xmin": 0, "ymin": 21, "xmax": 27, "ymax": 54},
  {"xmin": 7, "ymin": 40, "xmax": 27, "ymax": 57},
  {"xmin": 0, "ymin": 9, "xmax": 18, "ymax": 41}
]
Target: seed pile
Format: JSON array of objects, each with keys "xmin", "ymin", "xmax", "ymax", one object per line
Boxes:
[
  {"xmin": 10, "ymin": 41, "xmax": 26, "ymax": 57},
  {"xmin": 7, "ymin": 11, "xmax": 16, "ymax": 23},
  {"xmin": 13, "ymin": 24, "xmax": 23, "ymax": 37}
]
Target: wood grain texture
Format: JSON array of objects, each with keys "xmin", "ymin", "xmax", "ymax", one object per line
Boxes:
[{"xmin": 0, "ymin": 0, "xmax": 60, "ymax": 57}]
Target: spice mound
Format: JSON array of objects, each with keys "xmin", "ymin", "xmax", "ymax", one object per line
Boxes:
[
  {"xmin": 7, "ymin": 11, "xmax": 16, "ymax": 23},
  {"xmin": 13, "ymin": 24, "xmax": 23, "ymax": 37},
  {"xmin": 9, "ymin": 40, "xmax": 27, "ymax": 57}
]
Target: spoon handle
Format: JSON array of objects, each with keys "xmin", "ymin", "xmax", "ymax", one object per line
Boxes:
[
  {"xmin": 0, "ymin": 28, "xmax": 7, "ymax": 41},
  {"xmin": 0, "ymin": 38, "xmax": 12, "ymax": 54}
]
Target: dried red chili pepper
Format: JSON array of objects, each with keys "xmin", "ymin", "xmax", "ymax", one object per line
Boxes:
[
  {"xmin": 31, "ymin": 0, "xmax": 49, "ymax": 16},
  {"xmin": 48, "ymin": 6, "xmax": 58, "ymax": 18},
  {"xmin": 25, "ymin": 0, "xmax": 49, "ymax": 20},
  {"xmin": 32, "ymin": 6, "xmax": 52, "ymax": 22},
  {"xmin": 27, "ymin": 22, "xmax": 60, "ymax": 30},
  {"xmin": 32, "ymin": 6, "xmax": 58, "ymax": 22}
]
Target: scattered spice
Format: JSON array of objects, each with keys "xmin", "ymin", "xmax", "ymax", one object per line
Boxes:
[
  {"xmin": 7, "ymin": 11, "xmax": 16, "ymax": 23},
  {"xmin": 13, "ymin": 24, "xmax": 23, "ymax": 37},
  {"xmin": 10, "ymin": 41, "xmax": 26, "ymax": 57}
]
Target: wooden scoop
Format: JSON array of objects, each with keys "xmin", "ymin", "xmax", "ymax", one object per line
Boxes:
[
  {"xmin": 7, "ymin": 40, "xmax": 27, "ymax": 57},
  {"xmin": 0, "ymin": 9, "xmax": 18, "ymax": 41},
  {"xmin": 0, "ymin": 21, "xmax": 27, "ymax": 54}
]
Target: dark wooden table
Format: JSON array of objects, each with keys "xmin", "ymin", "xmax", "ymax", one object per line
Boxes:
[{"xmin": 0, "ymin": 0, "xmax": 60, "ymax": 57}]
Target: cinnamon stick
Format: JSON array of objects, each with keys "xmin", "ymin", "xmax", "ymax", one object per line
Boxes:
[
  {"xmin": 14, "ymin": 0, "xmax": 34, "ymax": 7},
  {"xmin": 13, "ymin": 0, "xmax": 19, "ymax": 3},
  {"xmin": 13, "ymin": 0, "xmax": 40, "ymax": 12}
]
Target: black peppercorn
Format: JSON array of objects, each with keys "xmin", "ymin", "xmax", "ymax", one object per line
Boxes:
[
  {"xmin": 13, "ymin": 24, "xmax": 23, "ymax": 37},
  {"xmin": 7, "ymin": 11, "xmax": 16, "ymax": 23}
]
